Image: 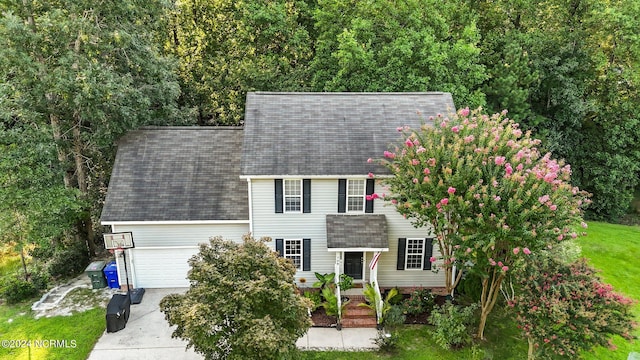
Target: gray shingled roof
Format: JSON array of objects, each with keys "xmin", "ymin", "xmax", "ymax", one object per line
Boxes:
[
  {"xmin": 326, "ymin": 214, "xmax": 388, "ymax": 249},
  {"xmin": 101, "ymin": 127, "xmax": 248, "ymax": 222},
  {"xmin": 241, "ymin": 92, "xmax": 455, "ymax": 176}
]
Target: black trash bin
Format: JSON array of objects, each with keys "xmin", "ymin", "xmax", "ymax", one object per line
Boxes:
[{"xmin": 106, "ymin": 294, "xmax": 131, "ymax": 333}]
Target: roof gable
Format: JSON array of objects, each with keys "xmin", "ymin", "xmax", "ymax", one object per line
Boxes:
[
  {"xmin": 241, "ymin": 92, "xmax": 455, "ymax": 176},
  {"xmin": 101, "ymin": 127, "xmax": 248, "ymax": 222}
]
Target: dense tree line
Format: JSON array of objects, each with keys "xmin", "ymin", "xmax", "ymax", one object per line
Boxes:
[{"xmin": 0, "ymin": 0, "xmax": 638, "ymax": 282}]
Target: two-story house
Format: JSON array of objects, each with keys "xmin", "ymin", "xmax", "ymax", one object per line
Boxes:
[{"xmin": 100, "ymin": 92, "xmax": 454, "ymax": 293}]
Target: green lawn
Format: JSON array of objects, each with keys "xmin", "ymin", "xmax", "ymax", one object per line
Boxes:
[
  {"xmin": 301, "ymin": 221, "xmax": 640, "ymax": 360},
  {"xmin": 0, "ymin": 303, "xmax": 104, "ymax": 360}
]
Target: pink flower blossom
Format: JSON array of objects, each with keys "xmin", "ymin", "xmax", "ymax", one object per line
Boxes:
[
  {"xmin": 466, "ymin": 248, "xmax": 472, "ymax": 253},
  {"xmin": 423, "ymin": 168, "xmax": 431, "ymax": 175},
  {"xmin": 523, "ymin": 248, "xmax": 531, "ymax": 255},
  {"xmin": 464, "ymin": 135, "xmax": 475, "ymax": 143},
  {"xmin": 440, "ymin": 198, "xmax": 449, "ymax": 205},
  {"xmin": 513, "ymin": 129, "xmax": 522, "ymax": 137},
  {"xmin": 544, "ymin": 172, "xmax": 557, "ymax": 182},
  {"xmin": 412, "ymin": 178, "xmax": 418, "ymax": 184},
  {"xmin": 429, "ymin": 256, "xmax": 437, "ymax": 263},
  {"xmin": 502, "ymin": 266, "xmax": 509, "ymax": 272},
  {"xmin": 366, "ymin": 195, "xmax": 373, "ymax": 201},
  {"xmin": 495, "ymin": 156, "xmax": 506, "ymax": 166},
  {"xmin": 538, "ymin": 195, "xmax": 550, "ymax": 204},
  {"xmin": 384, "ymin": 151, "xmax": 395, "ymax": 159},
  {"xmin": 494, "ymin": 196, "xmax": 501, "ymax": 202},
  {"xmin": 367, "ymin": 158, "xmax": 373, "ymax": 163},
  {"xmin": 447, "ymin": 187, "xmax": 456, "ymax": 194},
  {"xmin": 557, "ymin": 234, "xmax": 563, "ymax": 241},
  {"xmin": 459, "ymin": 107, "xmax": 470, "ymax": 117},
  {"xmin": 489, "ymin": 258, "xmax": 496, "ymax": 266},
  {"xmin": 413, "ymin": 139, "xmax": 420, "ymax": 146},
  {"xmin": 405, "ymin": 139, "xmax": 414, "ymax": 147},
  {"xmin": 498, "ymin": 261, "xmax": 503, "ymax": 267},
  {"xmin": 451, "ymin": 126, "xmax": 460, "ymax": 133},
  {"xmin": 513, "ymin": 247, "xmax": 520, "ymax": 255},
  {"xmin": 416, "ymin": 146, "xmax": 426, "ymax": 153},
  {"xmin": 440, "ymin": 121, "xmax": 447, "ymax": 128},
  {"xmin": 368, "ymin": 172, "xmax": 374, "ymax": 178},
  {"xmin": 516, "ymin": 163, "xmax": 523, "ymax": 171},
  {"xmin": 411, "ymin": 158, "xmax": 420, "ymax": 166},
  {"xmin": 423, "ymin": 176, "xmax": 430, "ymax": 183},
  {"xmin": 549, "ymin": 204, "xmax": 557, "ymax": 211},
  {"xmin": 427, "ymin": 158, "xmax": 436, "ymax": 167},
  {"xmin": 505, "ymin": 164, "xmax": 513, "ymax": 175},
  {"xmin": 396, "ymin": 126, "xmax": 403, "ymax": 132},
  {"xmin": 391, "ymin": 199, "xmax": 398, "ymax": 205}
]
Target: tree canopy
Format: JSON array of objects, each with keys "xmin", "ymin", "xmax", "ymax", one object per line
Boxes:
[{"xmin": 160, "ymin": 235, "xmax": 312, "ymax": 360}]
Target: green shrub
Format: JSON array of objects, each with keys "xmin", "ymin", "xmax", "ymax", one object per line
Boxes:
[
  {"xmin": 303, "ymin": 290, "xmax": 322, "ymax": 311},
  {"xmin": 402, "ymin": 288, "xmax": 435, "ymax": 315},
  {"xmin": 385, "ymin": 287, "xmax": 404, "ymax": 305},
  {"xmin": 456, "ymin": 271, "xmax": 483, "ymax": 302},
  {"xmin": 428, "ymin": 302, "xmax": 478, "ymax": 350},
  {"xmin": 338, "ymin": 273, "xmax": 354, "ymax": 291},
  {"xmin": 46, "ymin": 242, "xmax": 89, "ymax": 278},
  {"xmin": 1, "ymin": 276, "xmax": 38, "ymax": 304},
  {"xmin": 29, "ymin": 267, "xmax": 50, "ymax": 291},
  {"xmin": 384, "ymin": 305, "xmax": 406, "ymax": 329},
  {"xmin": 374, "ymin": 329, "xmax": 400, "ymax": 353}
]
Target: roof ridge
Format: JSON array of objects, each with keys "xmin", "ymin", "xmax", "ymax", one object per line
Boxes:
[
  {"xmin": 138, "ymin": 126, "xmax": 243, "ymax": 130},
  {"xmin": 250, "ymin": 91, "xmax": 447, "ymax": 96}
]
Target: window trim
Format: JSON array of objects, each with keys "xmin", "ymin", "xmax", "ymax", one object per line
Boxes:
[
  {"xmin": 283, "ymin": 179, "xmax": 303, "ymax": 213},
  {"xmin": 346, "ymin": 179, "xmax": 366, "ymax": 213},
  {"xmin": 404, "ymin": 238, "xmax": 425, "ymax": 270},
  {"xmin": 283, "ymin": 238, "xmax": 303, "ymax": 271}
]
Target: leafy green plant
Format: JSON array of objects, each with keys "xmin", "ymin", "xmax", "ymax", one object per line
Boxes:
[
  {"xmin": 359, "ymin": 284, "xmax": 399, "ymax": 325},
  {"xmin": 313, "ymin": 272, "xmax": 335, "ymax": 290},
  {"xmin": 303, "ymin": 290, "xmax": 322, "ymax": 311},
  {"xmin": 321, "ymin": 286, "xmax": 348, "ymax": 320},
  {"xmin": 402, "ymin": 288, "xmax": 435, "ymax": 315},
  {"xmin": 429, "ymin": 302, "xmax": 479, "ymax": 350},
  {"xmin": 384, "ymin": 305, "xmax": 406, "ymax": 330},
  {"xmin": 1, "ymin": 276, "xmax": 38, "ymax": 304},
  {"xmin": 374, "ymin": 329, "xmax": 400, "ymax": 353},
  {"xmin": 338, "ymin": 273, "xmax": 354, "ymax": 291}
]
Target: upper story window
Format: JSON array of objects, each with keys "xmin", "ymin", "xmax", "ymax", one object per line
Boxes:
[
  {"xmin": 347, "ymin": 179, "xmax": 365, "ymax": 212},
  {"xmin": 284, "ymin": 179, "xmax": 302, "ymax": 213},
  {"xmin": 405, "ymin": 238, "xmax": 425, "ymax": 270}
]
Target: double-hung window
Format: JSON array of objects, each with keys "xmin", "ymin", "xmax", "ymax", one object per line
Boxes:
[
  {"xmin": 346, "ymin": 179, "xmax": 365, "ymax": 212},
  {"xmin": 405, "ymin": 238, "xmax": 425, "ymax": 270},
  {"xmin": 284, "ymin": 239, "xmax": 303, "ymax": 270},
  {"xmin": 284, "ymin": 179, "xmax": 302, "ymax": 213}
]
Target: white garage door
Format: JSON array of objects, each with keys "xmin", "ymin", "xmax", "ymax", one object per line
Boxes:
[{"xmin": 132, "ymin": 247, "xmax": 199, "ymax": 288}]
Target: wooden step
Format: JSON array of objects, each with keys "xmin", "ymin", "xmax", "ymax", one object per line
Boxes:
[{"xmin": 341, "ymin": 316, "xmax": 378, "ymax": 328}]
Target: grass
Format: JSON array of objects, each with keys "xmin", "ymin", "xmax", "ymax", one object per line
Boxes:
[
  {"xmin": 0, "ymin": 302, "xmax": 104, "ymax": 360},
  {"xmin": 301, "ymin": 221, "xmax": 640, "ymax": 360}
]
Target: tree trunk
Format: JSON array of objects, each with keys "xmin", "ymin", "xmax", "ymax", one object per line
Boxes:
[
  {"xmin": 20, "ymin": 247, "xmax": 28, "ymax": 281},
  {"xmin": 72, "ymin": 123, "xmax": 96, "ymax": 256},
  {"xmin": 527, "ymin": 337, "xmax": 535, "ymax": 360},
  {"xmin": 476, "ymin": 270, "xmax": 504, "ymax": 339}
]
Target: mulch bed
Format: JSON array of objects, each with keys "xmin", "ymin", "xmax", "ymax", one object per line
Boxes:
[{"xmin": 310, "ymin": 307, "xmax": 336, "ymax": 327}]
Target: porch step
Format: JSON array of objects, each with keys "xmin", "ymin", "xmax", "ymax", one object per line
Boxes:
[{"xmin": 341, "ymin": 300, "xmax": 377, "ymax": 328}]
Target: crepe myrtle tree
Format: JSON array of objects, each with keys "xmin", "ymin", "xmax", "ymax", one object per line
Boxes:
[
  {"xmin": 375, "ymin": 107, "xmax": 590, "ymax": 339},
  {"xmin": 160, "ymin": 235, "xmax": 312, "ymax": 360}
]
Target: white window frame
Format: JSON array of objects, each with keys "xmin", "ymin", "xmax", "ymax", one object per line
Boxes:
[
  {"xmin": 284, "ymin": 239, "xmax": 303, "ymax": 271},
  {"xmin": 346, "ymin": 179, "xmax": 366, "ymax": 213},
  {"xmin": 405, "ymin": 238, "xmax": 425, "ymax": 270},
  {"xmin": 283, "ymin": 179, "xmax": 302, "ymax": 213}
]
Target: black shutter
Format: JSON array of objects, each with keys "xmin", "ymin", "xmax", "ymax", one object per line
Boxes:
[
  {"xmin": 397, "ymin": 238, "xmax": 406, "ymax": 270},
  {"xmin": 275, "ymin": 179, "xmax": 283, "ymax": 213},
  {"xmin": 423, "ymin": 238, "xmax": 434, "ymax": 270},
  {"xmin": 365, "ymin": 179, "xmax": 375, "ymax": 213},
  {"xmin": 275, "ymin": 238, "xmax": 284, "ymax": 256},
  {"xmin": 303, "ymin": 179, "xmax": 311, "ymax": 213},
  {"xmin": 338, "ymin": 179, "xmax": 347, "ymax": 213},
  {"xmin": 303, "ymin": 239, "xmax": 311, "ymax": 271}
]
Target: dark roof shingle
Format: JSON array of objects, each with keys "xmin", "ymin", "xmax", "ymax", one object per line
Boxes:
[
  {"xmin": 101, "ymin": 127, "xmax": 248, "ymax": 222},
  {"xmin": 326, "ymin": 214, "xmax": 388, "ymax": 249},
  {"xmin": 241, "ymin": 92, "xmax": 455, "ymax": 176}
]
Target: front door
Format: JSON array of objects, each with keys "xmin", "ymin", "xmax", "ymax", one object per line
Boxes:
[{"xmin": 344, "ymin": 252, "xmax": 363, "ymax": 280}]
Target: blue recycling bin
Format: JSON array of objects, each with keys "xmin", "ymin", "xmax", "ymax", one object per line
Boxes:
[{"xmin": 103, "ymin": 261, "xmax": 120, "ymax": 289}]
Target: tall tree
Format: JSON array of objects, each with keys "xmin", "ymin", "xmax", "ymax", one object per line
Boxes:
[
  {"xmin": 311, "ymin": 0, "xmax": 487, "ymax": 108},
  {"xmin": 166, "ymin": 0, "xmax": 314, "ymax": 125},
  {"xmin": 379, "ymin": 108, "xmax": 589, "ymax": 339},
  {"xmin": 0, "ymin": 0, "xmax": 182, "ymax": 256}
]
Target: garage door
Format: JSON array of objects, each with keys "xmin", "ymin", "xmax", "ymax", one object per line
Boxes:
[{"xmin": 131, "ymin": 247, "xmax": 199, "ymax": 288}]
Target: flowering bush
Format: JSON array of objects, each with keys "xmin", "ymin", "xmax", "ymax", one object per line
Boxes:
[
  {"xmin": 509, "ymin": 257, "xmax": 636, "ymax": 359},
  {"xmin": 378, "ymin": 108, "xmax": 590, "ymax": 338},
  {"xmin": 402, "ymin": 288, "xmax": 435, "ymax": 315}
]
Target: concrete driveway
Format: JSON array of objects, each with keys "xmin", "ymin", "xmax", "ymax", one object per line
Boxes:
[
  {"xmin": 88, "ymin": 288, "xmax": 377, "ymax": 359},
  {"xmin": 88, "ymin": 288, "xmax": 202, "ymax": 360}
]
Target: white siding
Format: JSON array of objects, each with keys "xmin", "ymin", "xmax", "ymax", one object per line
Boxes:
[
  {"xmin": 250, "ymin": 178, "xmax": 445, "ymax": 288},
  {"xmin": 111, "ymin": 223, "xmax": 250, "ymax": 288}
]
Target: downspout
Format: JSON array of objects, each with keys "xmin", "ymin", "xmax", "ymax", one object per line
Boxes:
[{"xmin": 247, "ymin": 178, "xmax": 253, "ymax": 234}]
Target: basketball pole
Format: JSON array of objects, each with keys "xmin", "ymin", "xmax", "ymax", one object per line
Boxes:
[{"xmin": 121, "ymin": 248, "xmax": 132, "ymax": 303}]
